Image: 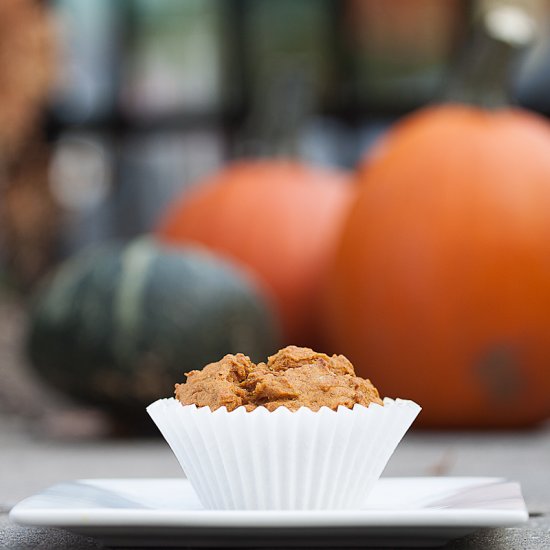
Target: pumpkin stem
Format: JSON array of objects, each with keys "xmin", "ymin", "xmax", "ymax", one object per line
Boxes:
[{"xmin": 442, "ymin": 1, "xmax": 537, "ymax": 107}]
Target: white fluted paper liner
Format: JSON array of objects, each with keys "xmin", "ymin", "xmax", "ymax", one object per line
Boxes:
[{"xmin": 147, "ymin": 397, "xmax": 420, "ymax": 510}]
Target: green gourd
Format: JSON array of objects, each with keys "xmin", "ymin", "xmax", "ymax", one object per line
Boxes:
[{"xmin": 27, "ymin": 238, "xmax": 279, "ymax": 415}]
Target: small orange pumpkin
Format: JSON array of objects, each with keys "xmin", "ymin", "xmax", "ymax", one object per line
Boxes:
[
  {"xmin": 157, "ymin": 161, "xmax": 353, "ymax": 345},
  {"xmin": 324, "ymin": 104, "xmax": 550, "ymax": 428}
]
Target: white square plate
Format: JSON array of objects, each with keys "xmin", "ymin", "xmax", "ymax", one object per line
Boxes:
[{"xmin": 9, "ymin": 477, "xmax": 528, "ymax": 547}]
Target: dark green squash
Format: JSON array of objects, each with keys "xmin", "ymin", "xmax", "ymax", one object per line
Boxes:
[{"xmin": 27, "ymin": 238, "xmax": 279, "ymax": 414}]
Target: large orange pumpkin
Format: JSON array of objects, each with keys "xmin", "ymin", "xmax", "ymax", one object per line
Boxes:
[
  {"xmin": 324, "ymin": 104, "xmax": 550, "ymax": 428},
  {"xmin": 157, "ymin": 161, "xmax": 353, "ymax": 345}
]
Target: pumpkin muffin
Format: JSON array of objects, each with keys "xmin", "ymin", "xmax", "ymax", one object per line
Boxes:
[
  {"xmin": 175, "ymin": 345, "xmax": 383, "ymax": 412},
  {"xmin": 148, "ymin": 346, "xmax": 420, "ymax": 510}
]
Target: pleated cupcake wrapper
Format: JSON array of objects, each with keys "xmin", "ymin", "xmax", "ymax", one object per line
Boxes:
[{"xmin": 147, "ymin": 397, "xmax": 421, "ymax": 510}]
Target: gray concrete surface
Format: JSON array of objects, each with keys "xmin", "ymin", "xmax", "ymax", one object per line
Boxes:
[{"xmin": 2, "ymin": 415, "xmax": 550, "ymax": 548}]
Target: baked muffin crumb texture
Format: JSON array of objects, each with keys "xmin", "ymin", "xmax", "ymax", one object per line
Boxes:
[{"xmin": 175, "ymin": 345, "xmax": 383, "ymax": 412}]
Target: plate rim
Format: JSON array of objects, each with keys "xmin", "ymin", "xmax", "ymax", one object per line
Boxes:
[{"xmin": 9, "ymin": 476, "xmax": 529, "ymax": 529}]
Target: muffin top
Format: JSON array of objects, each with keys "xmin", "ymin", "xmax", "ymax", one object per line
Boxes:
[{"xmin": 175, "ymin": 345, "xmax": 383, "ymax": 412}]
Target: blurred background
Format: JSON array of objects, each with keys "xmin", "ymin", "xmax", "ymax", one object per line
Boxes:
[{"xmin": 2, "ymin": 0, "xmax": 550, "ymax": 439}]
